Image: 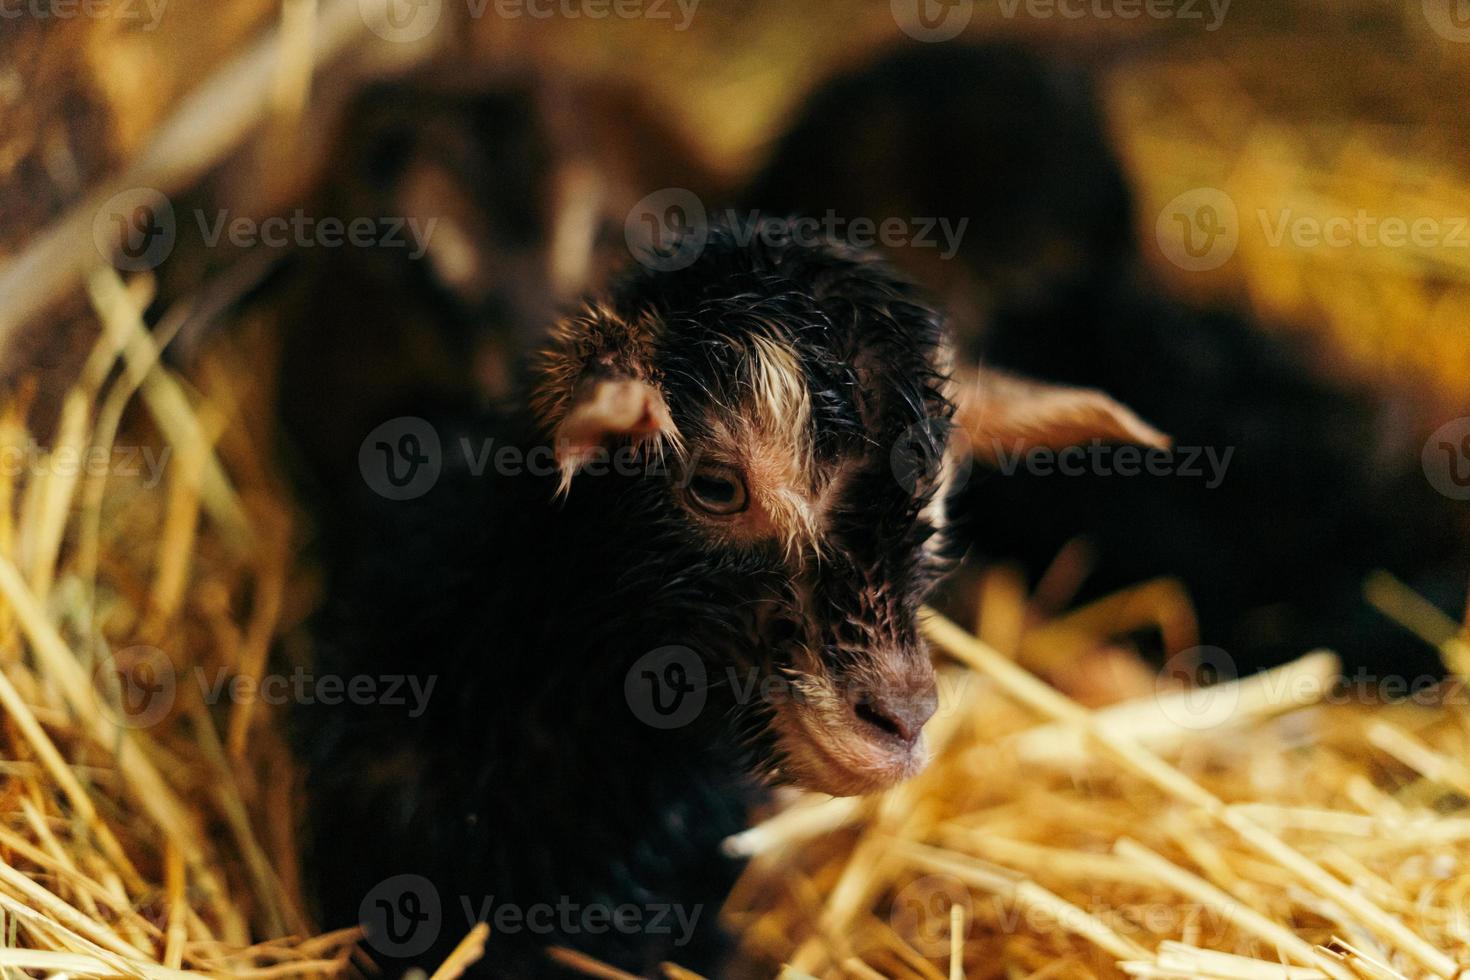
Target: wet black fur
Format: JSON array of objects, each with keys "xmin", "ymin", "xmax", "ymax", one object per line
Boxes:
[{"xmin": 295, "ymin": 223, "xmax": 951, "ymax": 977}]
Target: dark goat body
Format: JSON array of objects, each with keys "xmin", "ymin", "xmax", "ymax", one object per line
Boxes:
[
  {"xmin": 965, "ymin": 274, "xmax": 1469, "ymax": 677},
  {"xmin": 297, "ymin": 224, "xmax": 954, "ymax": 976},
  {"xmin": 748, "ymin": 42, "xmax": 1470, "ymax": 678},
  {"xmin": 747, "ymin": 42, "xmax": 1134, "ymax": 340}
]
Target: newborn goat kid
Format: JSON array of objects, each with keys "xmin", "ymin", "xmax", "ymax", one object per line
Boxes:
[{"xmin": 300, "ymin": 223, "xmax": 1146, "ymax": 976}]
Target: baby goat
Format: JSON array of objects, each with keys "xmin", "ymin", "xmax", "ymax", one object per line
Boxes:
[{"xmin": 297, "ymin": 221, "xmax": 1153, "ymax": 976}]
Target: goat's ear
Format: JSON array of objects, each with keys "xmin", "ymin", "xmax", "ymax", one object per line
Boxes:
[
  {"xmin": 535, "ymin": 306, "xmax": 679, "ymax": 492},
  {"xmin": 553, "ymin": 377, "xmax": 675, "ymax": 478},
  {"xmin": 954, "ymin": 366, "xmax": 1169, "ymax": 463}
]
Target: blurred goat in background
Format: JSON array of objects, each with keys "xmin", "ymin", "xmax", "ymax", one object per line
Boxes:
[{"xmin": 749, "ymin": 42, "xmax": 1470, "ymax": 680}]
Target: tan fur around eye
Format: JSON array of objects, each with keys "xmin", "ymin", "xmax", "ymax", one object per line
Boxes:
[{"xmin": 686, "ymin": 334, "xmax": 838, "ymax": 562}]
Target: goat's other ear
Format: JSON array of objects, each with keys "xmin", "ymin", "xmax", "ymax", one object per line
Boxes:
[
  {"xmin": 954, "ymin": 366, "xmax": 1169, "ymax": 464},
  {"xmin": 535, "ymin": 306, "xmax": 679, "ymax": 492},
  {"xmin": 553, "ymin": 377, "xmax": 674, "ymax": 481}
]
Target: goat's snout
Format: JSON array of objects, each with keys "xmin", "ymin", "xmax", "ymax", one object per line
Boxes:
[
  {"xmin": 852, "ymin": 674, "xmax": 938, "ymax": 746},
  {"xmin": 767, "ymin": 646, "xmax": 939, "ymax": 797}
]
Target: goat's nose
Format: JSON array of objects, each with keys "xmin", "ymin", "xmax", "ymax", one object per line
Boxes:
[{"xmin": 852, "ymin": 674, "xmax": 938, "ymax": 745}]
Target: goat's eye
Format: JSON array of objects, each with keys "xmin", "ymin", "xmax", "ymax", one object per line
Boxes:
[{"xmin": 686, "ymin": 468, "xmax": 748, "ymax": 516}]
